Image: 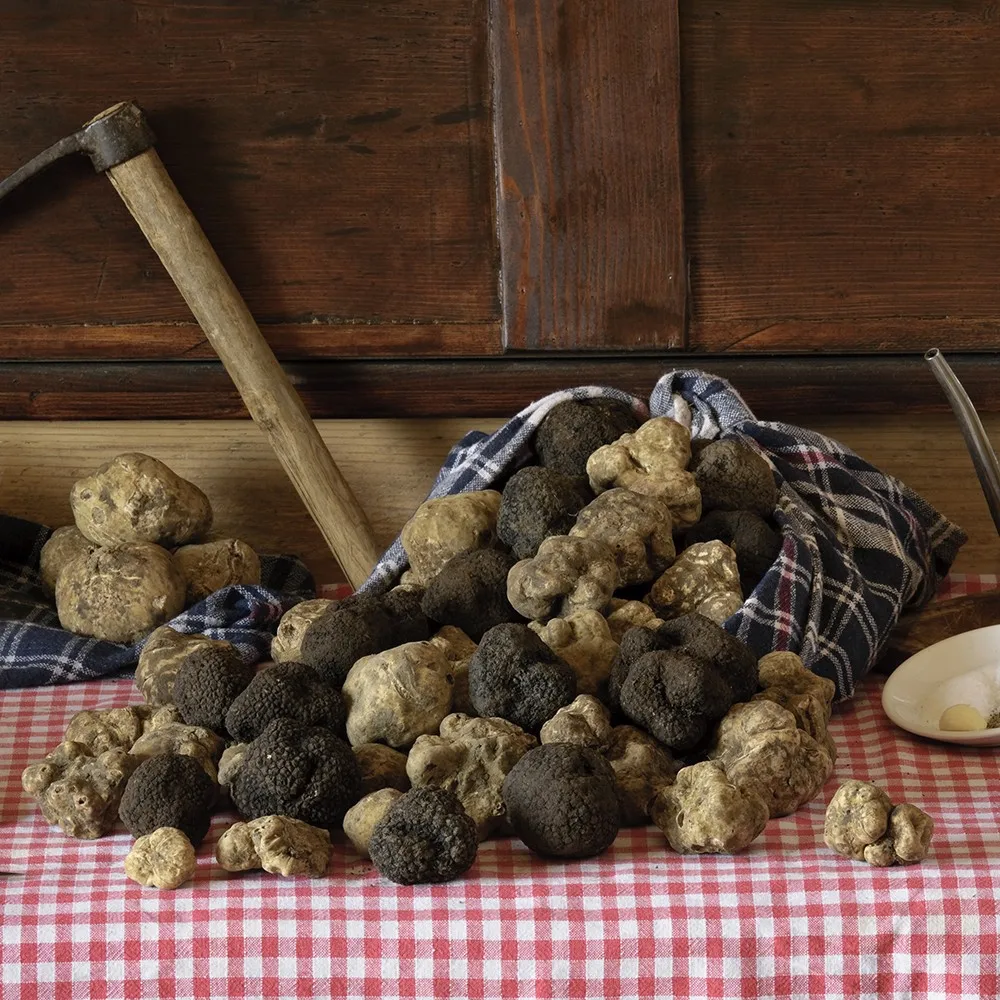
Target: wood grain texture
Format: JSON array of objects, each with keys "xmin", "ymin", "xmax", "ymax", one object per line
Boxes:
[
  {"xmin": 681, "ymin": 1, "xmax": 1000, "ymax": 351},
  {"xmin": 107, "ymin": 146, "xmax": 381, "ymax": 586},
  {"xmin": 3, "ymin": 415, "xmax": 998, "ymax": 585},
  {"xmin": 491, "ymin": 0, "xmax": 686, "ymax": 350},
  {"xmin": 0, "ymin": 0, "xmax": 499, "ymax": 357},
  {"xmin": 4, "ymin": 354, "xmax": 1000, "ymax": 420}
]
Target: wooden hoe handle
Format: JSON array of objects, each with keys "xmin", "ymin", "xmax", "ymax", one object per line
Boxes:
[{"xmin": 107, "ymin": 148, "xmax": 382, "ymax": 589}]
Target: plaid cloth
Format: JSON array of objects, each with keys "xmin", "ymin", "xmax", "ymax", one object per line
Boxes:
[
  {"xmin": 1, "ymin": 576, "xmax": 997, "ymax": 1000},
  {"xmin": 0, "ymin": 514, "xmax": 315, "ymax": 690},
  {"xmin": 361, "ymin": 370, "xmax": 966, "ymax": 699}
]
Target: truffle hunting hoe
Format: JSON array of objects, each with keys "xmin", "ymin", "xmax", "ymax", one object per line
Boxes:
[{"xmin": 0, "ymin": 102, "xmax": 381, "ymax": 589}]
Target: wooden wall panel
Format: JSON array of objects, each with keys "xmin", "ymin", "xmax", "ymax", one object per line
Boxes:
[
  {"xmin": 0, "ymin": 0, "xmax": 500, "ymax": 359},
  {"xmin": 491, "ymin": 0, "xmax": 686, "ymax": 350},
  {"xmin": 681, "ymin": 1, "xmax": 1000, "ymax": 352}
]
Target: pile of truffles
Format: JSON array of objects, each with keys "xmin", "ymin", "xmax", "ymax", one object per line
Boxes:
[
  {"xmin": 41, "ymin": 453, "xmax": 262, "ymax": 643},
  {"xmin": 22, "ymin": 402, "xmax": 932, "ymax": 887}
]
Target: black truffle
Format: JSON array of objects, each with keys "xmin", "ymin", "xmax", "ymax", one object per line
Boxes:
[
  {"xmin": 502, "ymin": 744, "xmax": 620, "ymax": 858},
  {"xmin": 681, "ymin": 509, "xmax": 782, "ymax": 597},
  {"xmin": 295, "ymin": 596, "xmax": 395, "ymax": 686},
  {"xmin": 608, "ymin": 614, "xmax": 758, "ymax": 750},
  {"xmin": 691, "ymin": 439, "xmax": 778, "ymax": 518},
  {"xmin": 468, "ymin": 623, "xmax": 577, "ymax": 732},
  {"xmin": 118, "ymin": 753, "xmax": 217, "ymax": 847},
  {"xmin": 497, "ymin": 466, "xmax": 593, "ymax": 560},
  {"xmin": 229, "ymin": 718, "xmax": 362, "ymax": 829},
  {"xmin": 368, "ymin": 787, "xmax": 478, "ymax": 885},
  {"xmin": 534, "ymin": 399, "xmax": 640, "ymax": 478},
  {"xmin": 224, "ymin": 661, "xmax": 347, "ymax": 743},
  {"xmin": 380, "ymin": 586, "xmax": 432, "ymax": 644},
  {"xmin": 172, "ymin": 643, "xmax": 256, "ymax": 734},
  {"xmin": 420, "ymin": 548, "xmax": 522, "ymax": 641}
]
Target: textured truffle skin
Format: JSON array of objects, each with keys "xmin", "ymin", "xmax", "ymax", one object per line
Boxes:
[
  {"xmin": 604, "ymin": 600, "xmax": 664, "ymax": 643},
  {"xmin": 428, "ymin": 626, "xmax": 478, "ymax": 715},
  {"xmin": 39, "ymin": 526, "xmax": 97, "ymax": 594},
  {"xmin": 862, "ymin": 803, "xmax": 934, "ymax": 867},
  {"xmin": 570, "ymin": 489, "xmax": 676, "ymax": 587},
  {"xmin": 290, "ymin": 596, "xmax": 396, "ymax": 686},
  {"xmin": 421, "ymin": 548, "xmax": 522, "ymax": 641},
  {"xmin": 136, "ymin": 626, "xmax": 233, "ymax": 707},
  {"xmin": 530, "ymin": 611, "xmax": 619, "ymax": 695},
  {"xmin": 368, "ymin": 787, "xmax": 479, "ymax": 885},
  {"xmin": 502, "ymin": 744, "xmax": 620, "ymax": 859},
  {"xmin": 229, "ymin": 718, "xmax": 362, "ymax": 829},
  {"xmin": 498, "ymin": 466, "xmax": 593, "ymax": 559},
  {"xmin": 353, "ymin": 743, "xmax": 411, "ymax": 796},
  {"xmin": 586, "ymin": 417, "xmax": 702, "ymax": 528},
  {"xmin": 506, "ymin": 535, "xmax": 619, "ymax": 622},
  {"xmin": 270, "ymin": 599, "xmax": 336, "ymax": 663},
  {"xmin": 63, "ymin": 706, "xmax": 146, "ymax": 754},
  {"xmin": 22, "ymin": 742, "xmax": 136, "ymax": 839},
  {"xmin": 534, "ymin": 399, "xmax": 640, "ymax": 478},
  {"xmin": 56, "ymin": 542, "xmax": 186, "ymax": 644},
  {"xmin": 468, "ymin": 624, "xmax": 577, "ymax": 732},
  {"xmin": 651, "ymin": 760, "xmax": 769, "ymax": 855},
  {"xmin": 691, "ymin": 439, "xmax": 778, "ymax": 518},
  {"xmin": 129, "ymin": 722, "xmax": 224, "ymax": 782},
  {"xmin": 603, "ymin": 726, "xmax": 679, "ymax": 826},
  {"xmin": 381, "ymin": 586, "xmax": 432, "ymax": 645},
  {"xmin": 682, "ymin": 509, "xmax": 782, "ymax": 597},
  {"xmin": 71, "ymin": 453, "xmax": 212, "ymax": 548},
  {"xmin": 539, "ymin": 695, "xmax": 613, "ymax": 748},
  {"xmin": 125, "ymin": 827, "xmax": 197, "ymax": 889},
  {"xmin": 172, "ymin": 539, "xmax": 261, "ymax": 604},
  {"xmin": 343, "ymin": 788, "xmax": 404, "ymax": 859},
  {"xmin": 400, "ymin": 491, "xmax": 502, "ymax": 586},
  {"xmin": 119, "ymin": 753, "xmax": 218, "ymax": 847},
  {"xmin": 225, "ymin": 662, "xmax": 346, "ymax": 743},
  {"xmin": 343, "ymin": 641, "xmax": 455, "ymax": 749},
  {"xmin": 216, "ymin": 816, "xmax": 332, "ymax": 877},
  {"xmin": 648, "ymin": 540, "xmax": 743, "ymax": 624},
  {"xmin": 172, "ymin": 641, "xmax": 255, "ymax": 733}
]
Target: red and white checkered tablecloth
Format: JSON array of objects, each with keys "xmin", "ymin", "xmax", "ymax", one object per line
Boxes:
[{"xmin": 2, "ymin": 574, "xmax": 999, "ymax": 1000}]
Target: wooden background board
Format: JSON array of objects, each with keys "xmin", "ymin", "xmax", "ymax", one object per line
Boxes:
[
  {"xmin": 0, "ymin": 0, "xmax": 500, "ymax": 359},
  {"xmin": 3, "ymin": 415, "xmax": 997, "ymax": 585}
]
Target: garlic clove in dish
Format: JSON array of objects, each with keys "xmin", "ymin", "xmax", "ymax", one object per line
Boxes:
[{"xmin": 938, "ymin": 704, "xmax": 989, "ymax": 732}]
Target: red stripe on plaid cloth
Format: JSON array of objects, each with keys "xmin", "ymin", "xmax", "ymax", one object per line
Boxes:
[{"xmin": 2, "ymin": 576, "xmax": 999, "ymax": 999}]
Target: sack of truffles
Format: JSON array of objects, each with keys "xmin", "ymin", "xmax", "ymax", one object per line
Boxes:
[{"xmin": 361, "ymin": 369, "xmax": 965, "ymax": 700}]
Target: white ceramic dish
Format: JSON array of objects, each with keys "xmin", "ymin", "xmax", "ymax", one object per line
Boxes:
[{"xmin": 881, "ymin": 623, "xmax": 1000, "ymax": 746}]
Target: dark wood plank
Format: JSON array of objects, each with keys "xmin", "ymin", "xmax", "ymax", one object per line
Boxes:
[
  {"xmin": 681, "ymin": 1, "xmax": 1000, "ymax": 352},
  {"xmin": 4, "ymin": 354, "xmax": 1000, "ymax": 420},
  {"xmin": 491, "ymin": 0, "xmax": 686, "ymax": 351},
  {"xmin": 0, "ymin": 0, "xmax": 499, "ymax": 356}
]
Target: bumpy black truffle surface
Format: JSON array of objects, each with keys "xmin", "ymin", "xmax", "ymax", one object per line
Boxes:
[
  {"xmin": 608, "ymin": 614, "xmax": 758, "ymax": 749},
  {"xmin": 173, "ymin": 643, "xmax": 256, "ymax": 733},
  {"xmin": 682, "ymin": 510, "xmax": 782, "ymax": 597},
  {"xmin": 502, "ymin": 744, "xmax": 620, "ymax": 858},
  {"xmin": 380, "ymin": 586, "xmax": 432, "ymax": 644},
  {"xmin": 224, "ymin": 661, "xmax": 347, "ymax": 742},
  {"xmin": 296, "ymin": 596, "xmax": 395, "ymax": 686},
  {"xmin": 229, "ymin": 718, "xmax": 362, "ymax": 828},
  {"xmin": 692, "ymin": 439, "xmax": 778, "ymax": 518},
  {"xmin": 534, "ymin": 399, "xmax": 640, "ymax": 478},
  {"xmin": 118, "ymin": 753, "xmax": 217, "ymax": 846},
  {"xmin": 468, "ymin": 623, "xmax": 577, "ymax": 732},
  {"xmin": 420, "ymin": 548, "xmax": 522, "ymax": 641},
  {"xmin": 368, "ymin": 787, "xmax": 478, "ymax": 885},
  {"xmin": 497, "ymin": 466, "xmax": 593, "ymax": 560}
]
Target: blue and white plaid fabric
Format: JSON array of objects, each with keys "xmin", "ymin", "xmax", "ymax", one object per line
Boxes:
[
  {"xmin": 361, "ymin": 369, "xmax": 966, "ymax": 699},
  {"xmin": 0, "ymin": 517, "xmax": 313, "ymax": 690}
]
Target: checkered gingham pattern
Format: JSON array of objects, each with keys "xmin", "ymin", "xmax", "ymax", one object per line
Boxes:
[{"xmin": 1, "ymin": 575, "xmax": 998, "ymax": 1000}]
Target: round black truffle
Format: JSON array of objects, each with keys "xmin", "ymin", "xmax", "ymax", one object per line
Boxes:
[
  {"xmin": 468, "ymin": 623, "xmax": 577, "ymax": 732},
  {"xmin": 119, "ymin": 753, "xmax": 218, "ymax": 847},
  {"xmin": 502, "ymin": 744, "xmax": 620, "ymax": 858},
  {"xmin": 172, "ymin": 643, "xmax": 255, "ymax": 734},
  {"xmin": 534, "ymin": 399, "xmax": 640, "ymax": 478},
  {"xmin": 295, "ymin": 596, "xmax": 395, "ymax": 686},
  {"xmin": 497, "ymin": 466, "xmax": 593, "ymax": 560},
  {"xmin": 229, "ymin": 718, "xmax": 362, "ymax": 829},
  {"xmin": 691, "ymin": 439, "xmax": 778, "ymax": 518},
  {"xmin": 368, "ymin": 787, "xmax": 478, "ymax": 885},
  {"xmin": 420, "ymin": 548, "xmax": 522, "ymax": 641},
  {"xmin": 224, "ymin": 661, "xmax": 347, "ymax": 742},
  {"xmin": 380, "ymin": 586, "xmax": 432, "ymax": 644},
  {"xmin": 681, "ymin": 510, "xmax": 781, "ymax": 597}
]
